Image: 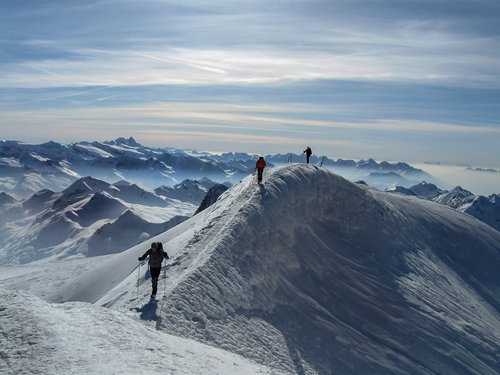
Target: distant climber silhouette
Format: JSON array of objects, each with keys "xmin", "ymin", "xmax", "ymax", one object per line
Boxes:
[{"xmin": 303, "ymin": 147, "xmax": 312, "ymax": 164}]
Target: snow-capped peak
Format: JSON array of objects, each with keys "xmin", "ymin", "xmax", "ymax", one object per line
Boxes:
[{"xmin": 435, "ymin": 186, "xmax": 475, "ymax": 208}]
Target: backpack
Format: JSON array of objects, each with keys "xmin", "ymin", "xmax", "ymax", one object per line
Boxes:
[
  {"xmin": 256, "ymin": 158, "xmax": 266, "ymax": 169},
  {"xmin": 157, "ymin": 242, "xmax": 170, "ymax": 259}
]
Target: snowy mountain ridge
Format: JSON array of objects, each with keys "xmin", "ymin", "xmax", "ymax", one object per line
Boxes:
[
  {"xmin": 154, "ymin": 178, "xmax": 225, "ymax": 205},
  {"xmin": 387, "ymin": 181, "xmax": 500, "ymax": 231},
  {"xmin": 0, "ymin": 138, "xmax": 228, "ymax": 199},
  {"xmin": 0, "ymin": 176, "xmax": 197, "ymax": 265},
  {"xmin": 1, "ymin": 138, "xmax": 435, "ymax": 200},
  {"xmin": 41, "ymin": 164, "xmax": 500, "ymax": 374}
]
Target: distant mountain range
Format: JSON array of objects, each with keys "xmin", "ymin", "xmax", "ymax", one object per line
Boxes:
[
  {"xmin": 1, "ymin": 137, "xmax": 435, "ymax": 200},
  {"xmin": 0, "ymin": 175, "xmax": 222, "ymax": 265},
  {"xmin": 387, "ymin": 182, "xmax": 500, "ymax": 231},
  {"xmin": 155, "ymin": 178, "xmax": 230, "ymax": 205},
  {"xmin": 0, "ymin": 137, "xmax": 230, "ymax": 199},
  {"xmin": 1, "ymin": 138, "xmax": 497, "ymax": 264}
]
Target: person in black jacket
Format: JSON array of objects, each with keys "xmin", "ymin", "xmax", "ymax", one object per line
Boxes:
[
  {"xmin": 303, "ymin": 147, "xmax": 312, "ymax": 164},
  {"xmin": 138, "ymin": 242, "xmax": 169, "ymax": 298}
]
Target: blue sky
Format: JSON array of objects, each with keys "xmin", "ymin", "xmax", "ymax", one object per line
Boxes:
[{"xmin": 1, "ymin": 0, "xmax": 500, "ymax": 168}]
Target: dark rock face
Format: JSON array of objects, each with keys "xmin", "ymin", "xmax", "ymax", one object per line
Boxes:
[{"xmin": 194, "ymin": 184, "xmax": 229, "ymax": 215}]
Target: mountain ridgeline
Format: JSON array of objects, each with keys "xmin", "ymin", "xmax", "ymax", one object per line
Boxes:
[
  {"xmin": 8, "ymin": 137, "xmax": 497, "ymax": 230},
  {"xmin": 72, "ymin": 165, "xmax": 500, "ymax": 374},
  {"xmin": 387, "ymin": 181, "xmax": 500, "ymax": 231},
  {"xmin": 0, "ymin": 175, "xmax": 213, "ymax": 264},
  {"xmin": 0, "ymin": 137, "xmax": 433, "ymax": 200}
]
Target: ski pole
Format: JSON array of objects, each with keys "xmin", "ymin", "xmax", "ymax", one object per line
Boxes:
[
  {"xmin": 163, "ymin": 258, "xmax": 167, "ymax": 295},
  {"xmin": 137, "ymin": 261, "xmax": 141, "ymax": 300}
]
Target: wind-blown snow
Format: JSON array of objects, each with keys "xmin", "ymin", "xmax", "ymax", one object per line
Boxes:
[
  {"xmin": 0, "ymin": 289, "xmax": 281, "ymax": 375},
  {"xmin": 74, "ymin": 143, "xmax": 115, "ymax": 158},
  {"xmin": 44, "ymin": 164, "xmax": 500, "ymax": 374}
]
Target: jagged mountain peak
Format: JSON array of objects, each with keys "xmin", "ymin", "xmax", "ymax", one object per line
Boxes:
[
  {"xmin": 22, "ymin": 189, "xmax": 56, "ymax": 211},
  {"xmin": 63, "ymin": 176, "xmax": 110, "ymax": 195},
  {"xmin": 0, "ymin": 192, "xmax": 17, "ymax": 205},
  {"xmin": 435, "ymin": 185, "xmax": 475, "ymax": 208},
  {"xmin": 38, "ymin": 140, "xmax": 65, "ymax": 150},
  {"xmin": 112, "ymin": 180, "xmax": 132, "ymax": 187},
  {"xmin": 409, "ymin": 180, "xmax": 443, "ymax": 198},
  {"xmin": 385, "ymin": 185, "xmax": 416, "ymax": 195},
  {"xmin": 112, "ymin": 137, "xmax": 141, "ymax": 147},
  {"xmin": 67, "ymin": 191, "xmax": 127, "ymax": 227},
  {"xmin": 114, "ymin": 208, "xmax": 145, "ymax": 223},
  {"xmin": 460, "ymin": 194, "xmax": 500, "ymax": 231}
]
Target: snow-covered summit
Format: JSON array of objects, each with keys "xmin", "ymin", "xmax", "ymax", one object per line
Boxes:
[
  {"xmin": 408, "ymin": 180, "xmax": 444, "ymax": 198},
  {"xmin": 109, "ymin": 182, "xmax": 169, "ymax": 207},
  {"xmin": 435, "ymin": 185, "xmax": 475, "ymax": 208},
  {"xmin": 51, "ymin": 176, "xmax": 111, "ymax": 210},
  {"xmin": 68, "ymin": 191, "xmax": 127, "ymax": 227},
  {"xmin": 62, "ymin": 176, "xmax": 110, "ymax": 196},
  {"xmin": 22, "ymin": 189, "xmax": 56, "ymax": 212},
  {"xmin": 0, "ymin": 192, "xmax": 16, "ymax": 205},
  {"xmin": 52, "ymin": 164, "xmax": 500, "ymax": 374},
  {"xmin": 460, "ymin": 194, "xmax": 500, "ymax": 231},
  {"xmin": 112, "ymin": 136, "xmax": 140, "ymax": 147}
]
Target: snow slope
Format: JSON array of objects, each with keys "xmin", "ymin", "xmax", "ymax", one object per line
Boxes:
[
  {"xmin": 86, "ymin": 210, "xmax": 188, "ymax": 256},
  {"xmin": 0, "ymin": 192, "xmax": 16, "ymax": 205},
  {"xmin": 0, "ymin": 288, "xmax": 281, "ymax": 375},
  {"xmin": 48, "ymin": 164, "xmax": 500, "ymax": 374}
]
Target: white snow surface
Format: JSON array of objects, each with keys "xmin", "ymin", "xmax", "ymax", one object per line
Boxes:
[
  {"xmin": 73, "ymin": 143, "xmax": 115, "ymax": 158},
  {"xmin": 0, "ymin": 289, "xmax": 279, "ymax": 375},
  {"xmin": 2, "ymin": 165, "xmax": 500, "ymax": 374}
]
